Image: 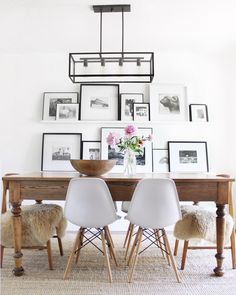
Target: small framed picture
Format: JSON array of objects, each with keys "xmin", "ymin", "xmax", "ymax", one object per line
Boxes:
[
  {"xmin": 133, "ymin": 103, "xmax": 150, "ymax": 121},
  {"xmin": 41, "ymin": 133, "xmax": 82, "ymax": 171},
  {"xmin": 120, "ymin": 93, "xmax": 144, "ymax": 121},
  {"xmin": 168, "ymin": 141, "xmax": 209, "ymax": 172},
  {"xmin": 42, "ymin": 92, "xmax": 78, "ymax": 121},
  {"xmin": 56, "ymin": 103, "xmax": 79, "ymax": 121},
  {"xmin": 150, "ymin": 84, "xmax": 188, "ymax": 121},
  {"xmin": 82, "ymin": 141, "xmax": 101, "ymax": 160},
  {"xmin": 101, "ymin": 127, "xmax": 153, "ymax": 173},
  {"xmin": 189, "ymin": 104, "xmax": 208, "ymax": 122},
  {"xmin": 153, "ymin": 149, "xmax": 169, "ymax": 172},
  {"xmin": 79, "ymin": 84, "xmax": 120, "ymax": 121}
]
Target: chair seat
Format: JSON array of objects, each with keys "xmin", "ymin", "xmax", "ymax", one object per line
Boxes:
[
  {"xmin": 1, "ymin": 204, "xmax": 67, "ymax": 247},
  {"xmin": 174, "ymin": 205, "xmax": 234, "ymax": 244}
]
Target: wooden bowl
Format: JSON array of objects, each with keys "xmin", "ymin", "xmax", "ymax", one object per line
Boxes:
[{"xmin": 70, "ymin": 160, "xmax": 117, "ymax": 176}]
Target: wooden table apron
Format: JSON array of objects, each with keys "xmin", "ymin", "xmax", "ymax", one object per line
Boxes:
[{"xmin": 3, "ymin": 172, "xmax": 234, "ymax": 277}]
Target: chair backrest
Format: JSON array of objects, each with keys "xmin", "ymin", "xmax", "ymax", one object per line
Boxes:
[
  {"xmin": 64, "ymin": 177, "xmax": 118, "ymax": 228},
  {"xmin": 127, "ymin": 178, "xmax": 182, "ymax": 229}
]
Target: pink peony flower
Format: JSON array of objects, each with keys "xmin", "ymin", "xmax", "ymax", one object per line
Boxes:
[
  {"xmin": 106, "ymin": 132, "xmax": 120, "ymax": 146},
  {"xmin": 124, "ymin": 125, "xmax": 137, "ymax": 137}
]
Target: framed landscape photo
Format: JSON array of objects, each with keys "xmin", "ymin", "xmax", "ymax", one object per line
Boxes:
[
  {"xmin": 42, "ymin": 92, "xmax": 78, "ymax": 121},
  {"xmin": 120, "ymin": 93, "xmax": 144, "ymax": 121},
  {"xmin": 189, "ymin": 104, "xmax": 208, "ymax": 122},
  {"xmin": 101, "ymin": 127, "xmax": 153, "ymax": 173},
  {"xmin": 133, "ymin": 103, "xmax": 150, "ymax": 121},
  {"xmin": 153, "ymin": 149, "xmax": 169, "ymax": 172},
  {"xmin": 82, "ymin": 141, "xmax": 101, "ymax": 160},
  {"xmin": 41, "ymin": 133, "xmax": 82, "ymax": 171},
  {"xmin": 79, "ymin": 84, "xmax": 120, "ymax": 121},
  {"xmin": 168, "ymin": 141, "xmax": 209, "ymax": 172},
  {"xmin": 56, "ymin": 103, "xmax": 79, "ymax": 121},
  {"xmin": 150, "ymin": 84, "xmax": 188, "ymax": 121}
]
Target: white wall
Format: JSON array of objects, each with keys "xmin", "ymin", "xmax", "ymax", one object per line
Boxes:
[{"xmin": 0, "ymin": 0, "xmax": 236, "ymax": 231}]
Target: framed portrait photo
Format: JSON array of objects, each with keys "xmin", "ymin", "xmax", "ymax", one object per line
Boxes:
[
  {"xmin": 82, "ymin": 141, "xmax": 101, "ymax": 160},
  {"xmin": 41, "ymin": 133, "xmax": 82, "ymax": 171},
  {"xmin": 153, "ymin": 149, "xmax": 169, "ymax": 173},
  {"xmin": 168, "ymin": 141, "xmax": 209, "ymax": 173},
  {"xmin": 79, "ymin": 84, "xmax": 120, "ymax": 121},
  {"xmin": 56, "ymin": 103, "xmax": 79, "ymax": 121},
  {"xmin": 42, "ymin": 92, "xmax": 78, "ymax": 121},
  {"xmin": 133, "ymin": 103, "xmax": 150, "ymax": 121},
  {"xmin": 101, "ymin": 127, "xmax": 153, "ymax": 173},
  {"xmin": 120, "ymin": 93, "xmax": 144, "ymax": 121},
  {"xmin": 189, "ymin": 104, "xmax": 208, "ymax": 122},
  {"xmin": 150, "ymin": 84, "xmax": 188, "ymax": 121}
]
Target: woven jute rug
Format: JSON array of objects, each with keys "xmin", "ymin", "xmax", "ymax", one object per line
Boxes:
[{"xmin": 1, "ymin": 232, "xmax": 236, "ymax": 295}]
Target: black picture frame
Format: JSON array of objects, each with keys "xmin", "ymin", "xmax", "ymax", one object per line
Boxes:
[
  {"xmin": 79, "ymin": 84, "xmax": 120, "ymax": 121},
  {"xmin": 82, "ymin": 141, "xmax": 101, "ymax": 160},
  {"xmin": 189, "ymin": 104, "xmax": 209, "ymax": 122},
  {"xmin": 133, "ymin": 103, "xmax": 150, "ymax": 121},
  {"xmin": 120, "ymin": 93, "xmax": 144, "ymax": 121},
  {"xmin": 41, "ymin": 133, "xmax": 82, "ymax": 171}
]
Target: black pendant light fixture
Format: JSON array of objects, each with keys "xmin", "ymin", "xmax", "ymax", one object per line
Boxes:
[{"xmin": 69, "ymin": 4, "xmax": 154, "ymax": 83}]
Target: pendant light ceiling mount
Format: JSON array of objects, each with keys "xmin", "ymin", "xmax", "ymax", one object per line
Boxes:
[{"xmin": 69, "ymin": 4, "xmax": 154, "ymax": 83}]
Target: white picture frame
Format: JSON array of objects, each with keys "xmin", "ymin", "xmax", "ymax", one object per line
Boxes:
[
  {"xmin": 120, "ymin": 93, "xmax": 144, "ymax": 121},
  {"xmin": 56, "ymin": 103, "xmax": 79, "ymax": 121},
  {"xmin": 153, "ymin": 149, "xmax": 169, "ymax": 173},
  {"xmin": 168, "ymin": 141, "xmax": 209, "ymax": 172},
  {"xmin": 41, "ymin": 133, "xmax": 82, "ymax": 171},
  {"xmin": 150, "ymin": 84, "xmax": 188, "ymax": 121},
  {"xmin": 101, "ymin": 127, "xmax": 153, "ymax": 173},
  {"xmin": 82, "ymin": 141, "xmax": 101, "ymax": 160}
]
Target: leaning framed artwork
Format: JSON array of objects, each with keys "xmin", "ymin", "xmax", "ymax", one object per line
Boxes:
[
  {"xmin": 133, "ymin": 103, "xmax": 150, "ymax": 121},
  {"xmin": 82, "ymin": 141, "xmax": 101, "ymax": 160},
  {"xmin": 42, "ymin": 92, "xmax": 78, "ymax": 121},
  {"xmin": 79, "ymin": 84, "xmax": 120, "ymax": 121},
  {"xmin": 150, "ymin": 84, "xmax": 188, "ymax": 121},
  {"xmin": 56, "ymin": 103, "xmax": 79, "ymax": 121},
  {"xmin": 168, "ymin": 141, "xmax": 209, "ymax": 172},
  {"xmin": 120, "ymin": 93, "xmax": 144, "ymax": 121},
  {"xmin": 101, "ymin": 127, "xmax": 153, "ymax": 173},
  {"xmin": 189, "ymin": 104, "xmax": 208, "ymax": 122},
  {"xmin": 41, "ymin": 133, "xmax": 82, "ymax": 171},
  {"xmin": 152, "ymin": 149, "xmax": 169, "ymax": 172}
]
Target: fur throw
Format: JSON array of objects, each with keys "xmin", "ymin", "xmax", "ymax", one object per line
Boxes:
[
  {"xmin": 174, "ymin": 205, "xmax": 234, "ymax": 244},
  {"xmin": 1, "ymin": 204, "xmax": 67, "ymax": 247}
]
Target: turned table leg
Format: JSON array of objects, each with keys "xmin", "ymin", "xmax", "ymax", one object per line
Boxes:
[{"xmin": 214, "ymin": 204, "xmax": 226, "ymax": 277}]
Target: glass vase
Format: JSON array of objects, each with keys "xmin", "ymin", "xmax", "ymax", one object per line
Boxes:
[{"xmin": 123, "ymin": 149, "xmax": 136, "ymax": 176}]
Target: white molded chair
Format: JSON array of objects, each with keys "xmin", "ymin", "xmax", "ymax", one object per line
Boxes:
[
  {"xmin": 126, "ymin": 178, "xmax": 182, "ymax": 283},
  {"xmin": 63, "ymin": 178, "xmax": 119, "ymax": 282}
]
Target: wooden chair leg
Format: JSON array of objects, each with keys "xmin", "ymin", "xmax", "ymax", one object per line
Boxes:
[
  {"xmin": 181, "ymin": 240, "xmax": 189, "ymax": 270},
  {"xmin": 46, "ymin": 240, "xmax": 53, "ymax": 270},
  {"xmin": 0, "ymin": 245, "xmax": 4, "ymax": 268},
  {"xmin": 75, "ymin": 228, "xmax": 85, "ymax": 265},
  {"xmin": 127, "ymin": 227, "xmax": 140, "ymax": 266},
  {"xmin": 125, "ymin": 223, "xmax": 134, "ymax": 260},
  {"xmin": 63, "ymin": 229, "xmax": 81, "ymax": 280},
  {"xmin": 101, "ymin": 229, "xmax": 113, "ymax": 283},
  {"xmin": 163, "ymin": 231, "xmax": 181, "ymax": 283},
  {"xmin": 106, "ymin": 226, "xmax": 115, "ymax": 249},
  {"xmin": 128, "ymin": 228, "xmax": 142, "ymax": 283},
  {"xmin": 162, "ymin": 230, "xmax": 171, "ymax": 266},
  {"xmin": 104, "ymin": 226, "xmax": 118, "ymax": 266},
  {"xmin": 55, "ymin": 227, "xmax": 64, "ymax": 256},
  {"xmin": 174, "ymin": 239, "xmax": 179, "ymax": 256},
  {"xmin": 230, "ymin": 226, "xmax": 236, "ymax": 269},
  {"xmin": 123, "ymin": 222, "xmax": 132, "ymax": 248},
  {"xmin": 155, "ymin": 229, "xmax": 165, "ymax": 259}
]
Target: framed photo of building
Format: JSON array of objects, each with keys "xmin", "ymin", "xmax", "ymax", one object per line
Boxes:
[
  {"xmin": 153, "ymin": 149, "xmax": 169, "ymax": 172},
  {"xmin": 42, "ymin": 92, "xmax": 78, "ymax": 121},
  {"xmin": 41, "ymin": 133, "xmax": 82, "ymax": 171},
  {"xmin": 189, "ymin": 104, "xmax": 208, "ymax": 122},
  {"xmin": 82, "ymin": 141, "xmax": 101, "ymax": 160},
  {"xmin": 150, "ymin": 84, "xmax": 188, "ymax": 121},
  {"xmin": 79, "ymin": 84, "xmax": 120, "ymax": 121},
  {"xmin": 56, "ymin": 103, "xmax": 79, "ymax": 121},
  {"xmin": 120, "ymin": 93, "xmax": 144, "ymax": 121},
  {"xmin": 168, "ymin": 141, "xmax": 209, "ymax": 172},
  {"xmin": 101, "ymin": 127, "xmax": 153, "ymax": 173},
  {"xmin": 133, "ymin": 103, "xmax": 150, "ymax": 121}
]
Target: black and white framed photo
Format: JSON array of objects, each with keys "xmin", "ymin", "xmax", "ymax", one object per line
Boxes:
[
  {"xmin": 56, "ymin": 103, "xmax": 79, "ymax": 121},
  {"xmin": 150, "ymin": 84, "xmax": 188, "ymax": 121},
  {"xmin": 42, "ymin": 92, "xmax": 78, "ymax": 121},
  {"xmin": 101, "ymin": 127, "xmax": 153, "ymax": 173},
  {"xmin": 120, "ymin": 93, "xmax": 144, "ymax": 121},
  {"xmin": 153, "ymin": 149, "xmax": 169, "ymax": 173},
  {"xmin": 82, "ymin": 141, "xmax": 101, "ymax": 160},
  {"xmin": 189, "ymin": 104, "xmax": 208, "ymax": 122},
  {"xmin": 133, "ymin": 103, "xmax": 150, "ymax": 121},
  {"xmin": 79, "ymin": 84, "xmax": 120, "ymax": 121},
  {"xmin": 168, "ymin": 141, "xmax": 209, "ymax": 172},
  {"xmin": 41, "ymin": 133, "xmax": 82, "ymax": 171}
]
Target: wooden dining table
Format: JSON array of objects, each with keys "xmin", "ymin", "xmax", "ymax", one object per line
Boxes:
[{"xmin": 2, "ymin": 172, "xmax": 235, "ymax": 277}]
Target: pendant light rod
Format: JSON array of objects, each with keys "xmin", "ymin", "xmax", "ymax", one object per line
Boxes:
[
  {"xmin": 122, "ymin": 8, "xmax": 124, "ymax": 57},
  {"xmin": 100, "ymin": 9, "xmax": 103, "ymax": 57}
]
